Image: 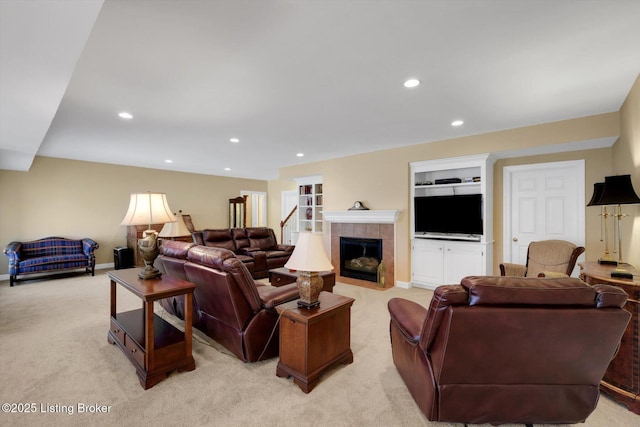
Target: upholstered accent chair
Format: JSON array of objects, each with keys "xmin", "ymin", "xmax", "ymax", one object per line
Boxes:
[
  {"xmin": 500, "ymin": 239, "xmax": 585, "ymax": 278},
  {"xmin": 388, "ymin": 276, "xmax": 630, "ymax": 425}
]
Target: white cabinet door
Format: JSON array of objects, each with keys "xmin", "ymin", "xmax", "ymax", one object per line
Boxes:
[
  {"xmin": 412, "ymin": 239, "xmax": 444, "ymax": 286},
  {"xmin": 443, "ymin": 242, "xmax": 484, "ymax": 284}
]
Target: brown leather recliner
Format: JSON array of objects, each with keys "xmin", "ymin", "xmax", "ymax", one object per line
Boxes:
[
  {"xmin": 192, "ymin": 227, "xmax": 294, "ymax": 279},
  {"xmin": 388, "ymin": 276, "xmax": 630, "ymax": 425},
  {"xmin": 159, "ymin": 243, "xmax": 300, "ymax": 362}
]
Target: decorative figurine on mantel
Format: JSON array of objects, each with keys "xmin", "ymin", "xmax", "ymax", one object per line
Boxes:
[{"xmin": 348, "ymin": 201, "xmax": 369, "ymax": 210}]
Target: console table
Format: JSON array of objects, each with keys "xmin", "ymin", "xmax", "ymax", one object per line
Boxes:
[
  {"xmin": 107, "ymin": 269, "xmax": 196, "ymax": 389},
  {"xmin": 579, "ymin": 261, "xmax": 640, "ymax": 414},
  {"xmin": 276, "ymin": 292, "xmax": 354, "ymax": 393}
]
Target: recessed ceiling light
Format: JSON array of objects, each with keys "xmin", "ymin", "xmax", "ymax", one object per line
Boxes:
[
  {"xmin": 451, "ymin": 120, "xmax": 464, "ymax": 127},
  {"xmin": 403, "ymin": 79, "xmax": 420, "ymax": 88},
  {"xmin": 224, "ymin": 167, "xmax": 231, "ymax": 171},
  {"xmin": 118, "ymin": 112, "xmax": 133, "ymax": 119},
  {"xmin": 165, "ymin": 159, "xmax": 173, "ymax": 163},
  {"xmin": 230, "ymin": 138, "xmax": 239, "ymax": 143},
  {"xmin": 296, "ymin": 153, "xmax": 304, "ymax": 157}
]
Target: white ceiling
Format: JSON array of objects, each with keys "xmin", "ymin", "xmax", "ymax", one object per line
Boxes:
[{"xmin": 2, "ymin": 0, "xmax": 639, "ymax": 180}]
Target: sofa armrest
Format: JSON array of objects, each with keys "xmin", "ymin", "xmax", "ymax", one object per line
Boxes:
[
  {"xmin": 275, "ymin": 244, "xmax": 294, "ymax": 253},
  {"xmin": 81, "ymin": 238, "xmax": 99, "ymax": 257},
  {"xmin": 237, "ymin": 247, "xmax": 262, "ymax": 254},
  {"xmin": 3, "ymin": 241, "xmax": 22, "ymax": 262},
  {"xmin": 256, "ymin": 283, "xmax": 299, "ymax": 308},
  {"xmin": 499, "ymin": 262, "xmax": 527, "ymax": 277},
  {"xmin": 388, "ymin": 298, "xmax": 427, "ymax": 344}
]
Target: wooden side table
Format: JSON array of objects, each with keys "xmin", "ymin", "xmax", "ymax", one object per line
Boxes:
[
  {"xmin": 579, "ymin": 261, "xmax": 640, "ymax": 415},
  {"xmin": 276, "ymin": 292, "xmax": 354, "ymax": 393},
  {"xmin": 107, "ymin": 269, "xmax": 196, "ymax": 389},
  {"xmin": 268, "ymin": 267, "xmax": 336, "ymax": 292}
]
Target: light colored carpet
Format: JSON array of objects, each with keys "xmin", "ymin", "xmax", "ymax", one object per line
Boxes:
[{"xmin": 0, "ymin": 270, "xmax": 637, "ymax": 427}]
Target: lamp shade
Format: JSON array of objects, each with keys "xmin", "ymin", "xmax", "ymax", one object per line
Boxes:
[
  {"xmin": 587, "ymin": 182, "xmax": 606, "ymax": 206},
  {"xmin": 285, "ymin": 232, "xmax": 333, "ymax": 272},
  {"xmin": 159, "ymin": 213, "xmax": 191, "ymax": 237},
  {"xmin": 120, "ymin": 192, "xmax": 177, "ymax": 226},
  {"xmin": 597, "ymin": 175, "xmax": 640, "ymax": 205}
]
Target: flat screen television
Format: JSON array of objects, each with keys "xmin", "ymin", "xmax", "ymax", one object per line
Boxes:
[{"xmin": 414, "ymin": 194, "xmax": 483, "ymax": 238}]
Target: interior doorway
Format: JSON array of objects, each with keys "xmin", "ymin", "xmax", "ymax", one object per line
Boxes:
[
  {"xmin": 503, "ymin": 160, "xmax": 585, "ymax": 276},
  {"xmin": 241, "ymin": 190, "xmax": 267, "ymax": 227}
]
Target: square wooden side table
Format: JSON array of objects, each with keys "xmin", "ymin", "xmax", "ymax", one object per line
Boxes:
[
  {"xmin": 275, "ymin": 291, "xmax": 354, "ymax": 393},
  {"xmin": 107, "ymin": 269, "xmax": 196, "ymax": 389},
  {"xmin": 268, "ymin": 267, "xmax": 335, "ymax": 292}
]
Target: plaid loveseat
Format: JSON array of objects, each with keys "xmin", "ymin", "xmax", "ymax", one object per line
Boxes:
[{"xmin": 3, "ymin": 237, "xmax": 99, "ymax": 286}]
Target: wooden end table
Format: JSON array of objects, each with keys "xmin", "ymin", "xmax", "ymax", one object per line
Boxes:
[
  {"xmin": 268, "ymin": 267, "xmax": 336, "ymax": 292},
  {"xmin": 107, "ymin": 269, "xmax": 196, "ymax": 389},
  {"xmin": 275, "ymin": 291, "xmax": 354, "ymax": 393},
  {"xmin": 579, "ymin": 261, "xmax": 640, "ymax": 415}
]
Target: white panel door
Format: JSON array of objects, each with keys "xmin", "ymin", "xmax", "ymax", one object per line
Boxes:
[{"xmin": 503, "ymin": 161, "xmax": 585, "ymax": 274}]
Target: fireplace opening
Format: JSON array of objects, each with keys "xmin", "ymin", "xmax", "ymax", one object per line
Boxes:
[{"xmin": 340, "ymin": 237, "xmax": 382, "ymax": 283}]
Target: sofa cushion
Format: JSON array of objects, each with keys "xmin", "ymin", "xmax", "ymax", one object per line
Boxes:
[
  {"xmin": 200, "ymin": 229, "xmax": 237, "ymax": 252},
  {"xmin": 460, "ymin": 276, "xmax": 596, "ymax": 306},
  {"xmin": 18, "ymin": 254, "xmax": 89, "ymax": 273},
  {"xmin": 160, "ymin": 240, "xmax": 194, "ymax": 258},
  {"xmin": 245, "ymin": 227, "xmax": 276, "ymax": 250},
  {"xmin": 187, "ymin": 245, "xmax": 236, "ymax": 269},
  {"xmin": 22, "ymin": 237, "xmax": 83, "ymax": 257}
]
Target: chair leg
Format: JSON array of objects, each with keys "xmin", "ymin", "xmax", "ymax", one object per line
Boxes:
[{"xmin": 10, "ymin": 275, "xmax": 15, "ymax": 287}]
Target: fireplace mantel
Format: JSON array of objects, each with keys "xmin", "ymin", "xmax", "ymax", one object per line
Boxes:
[{"xmin": 323, "ymin": 210, "xmax": 400, "ymax": 224}]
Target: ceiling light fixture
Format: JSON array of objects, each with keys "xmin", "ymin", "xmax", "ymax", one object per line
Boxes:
[
  {"xmin": 118, "ymin": 112, "xmax": 133, "ymax": 119},
  {"xmin": 230, "ymin": 138, "xmax": 239, "ymax": 143},
  {"xmin": 224, "ymin": 167, "xmax": 231, "ymax": 171},
  {"xmin": 165, "ymin": 160, "xmax": 173, "ymax": 164},
  {"xmin": 403, "ymin": 79, "xmax": 420, "ymax": 88},
  {"xmin": 451, "ymin": 120, "xmax": 464, "ymax": 127},
  {"xmin": 296, "ymin": 153, "xmax": 304, "ymax": 157}
]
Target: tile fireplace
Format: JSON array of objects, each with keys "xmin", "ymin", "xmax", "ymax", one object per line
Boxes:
[{"xmin": 324, "ymin": 210, "xmax": 399, "ymax": 289}]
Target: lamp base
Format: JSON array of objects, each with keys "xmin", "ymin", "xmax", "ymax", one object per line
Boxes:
[
  {"xmin": 297, "ymin": 300, "xmax": 321, "ymax": 309},
  {"xmin": 295, "ymin": 272, "xmax": 323, "ymax": 309},
  {"xmin": 138, "ymin": 229, "xmax": 162, "ymax": 280},
  {"xmin": 598, "ymin": 258, "xmax": 618, "ymax": 266}
]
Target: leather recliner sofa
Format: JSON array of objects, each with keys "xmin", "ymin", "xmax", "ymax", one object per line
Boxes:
[
  {"xmin": 192, "ymin": 227, "xmax": 294, "ymax": 279},
  {"xmin": 158, "ymin": 240, "xmax": 299, "ymax": 362},
  {"xmin": 388, "ymin": 275, "xmax": 630, "ymax": 425}
]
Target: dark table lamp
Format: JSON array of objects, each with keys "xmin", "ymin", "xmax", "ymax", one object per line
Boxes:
[
  {"xmin": 587, "ymin": 182, "xmax": 616, "ymax": 264},
  {"xmin": 592, "ymin": 174, "xmax": 640, "ymax": 278}
]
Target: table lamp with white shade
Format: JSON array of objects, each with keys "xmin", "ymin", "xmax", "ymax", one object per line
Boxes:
[
  {"xmin": 120, "ymin": 192, "xmax": 177, "ymax": 280},
  {"xmin": 284, "ymin": 232, "xmax": 333, "ymax": 308}
]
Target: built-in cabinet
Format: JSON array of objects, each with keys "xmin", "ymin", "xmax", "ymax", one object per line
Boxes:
[
  {"xmin": 410, "ymin": 154, "xmax": 495, "ymax": 288},
  {"xmin": 295, "ymin": 175, "xmax": 323, "ymax": 234}
]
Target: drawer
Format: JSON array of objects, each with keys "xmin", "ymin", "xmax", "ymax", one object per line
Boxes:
[
  {"xmin": 125, "ymin": 335, "xmax": 145, "ymax": 368},
  {"xmin": 110, "ymin": 318, "xmax": 125, "ymax": 345},
  {"xmin": 271, "ymin": 274, "xmax": 295, "ymax": 287}
]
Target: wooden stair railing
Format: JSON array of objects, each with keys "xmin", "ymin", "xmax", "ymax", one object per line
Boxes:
[{"xmin": 280, "ymin": 205, "xmax": 298, "ymax": 244}]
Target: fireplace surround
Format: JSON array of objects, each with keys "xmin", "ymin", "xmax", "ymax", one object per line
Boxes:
[{"xmin": 325, "ymin": 210, "xmax": 399, "ymax": 289}]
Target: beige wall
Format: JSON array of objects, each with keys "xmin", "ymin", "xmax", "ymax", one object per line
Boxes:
[
  {"xmin": 3, "ymin": 82, "xmax": 638, "ymax": 280},
  {"xmin": 271, "ymin": 112, "xmax": 627, "ymax": 283},
  {"xmin": 614, "ymin": 74, "xmax": 640, "ymax": 266},
  {"xmin": 0, "ymin": 157, "xmax": 267, "ymax": 273}
]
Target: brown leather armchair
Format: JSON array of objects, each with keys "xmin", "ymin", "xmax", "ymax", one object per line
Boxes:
[
  {"xmin": 388, "ymin": 276, "xmax": 630, "ymax": 425},
  {"xmin": 500, "ymin": 239, "xmax": 585, "ymax": 278}
]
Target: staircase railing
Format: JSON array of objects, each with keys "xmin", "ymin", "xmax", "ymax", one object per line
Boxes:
[{"xmin": 280, "ymin": 205, "xmax": 298, "ymax": 244}]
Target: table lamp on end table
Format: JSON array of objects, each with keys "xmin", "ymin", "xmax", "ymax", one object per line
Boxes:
[{"xmin": 285, "ymin": 232, "xmax": 333, "ymax": 309}]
